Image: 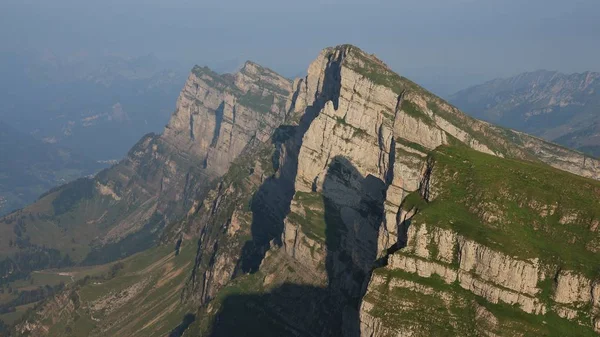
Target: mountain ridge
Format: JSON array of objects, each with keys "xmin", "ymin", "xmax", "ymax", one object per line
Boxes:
[
  {"xmin": 7, "ymin": 44, "xmax": 600, "ymax": 336},
  {"xmin": 449, "ymin": 69, "xmax": 600, "ymax": 157}
]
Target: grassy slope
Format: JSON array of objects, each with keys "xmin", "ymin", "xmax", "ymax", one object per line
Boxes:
[
  {"xmin": 368, "ymin": 268, "xmax": 598, "ymax": 336},
  {"xmin": 0, "ymin": 122, "xmax": 102, "ymax": 216},
  {"xmin": 366, "ymin": 144, "xmax": 600, "ymax": 336},
  {"xmin": 416, "ymin": 145, "xmax": 600, "ymax": 277},
  {"xmin": 28, "ymin": 241, "xmax": 197, "ymax": 337}
]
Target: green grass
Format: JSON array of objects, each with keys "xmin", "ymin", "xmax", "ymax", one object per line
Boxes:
[
  {"xmin": 34, "ymin": 242, "xmax": 198, "ymax": 337},
  {"xmin": 343, "ymin": 45, "xmax": 423, "ymax": 96},
  {"xmin": 10, "ymin": 272, "xmax": 72, "ymax": 290},
  {"xmin": 287, "ymin": 191, "xmax": 328, "ymax": 242},
  {"xmin": 400, "ymin": 100, "xmax": 434, "ymax": 126},
  {"xmin": 369, "ymin": 267, "xmax": 599, "ymax": 336},
  {"xmin": 395, "ymin": 137, "xmax": 429, "ymax": 153},
  {"xmin": 412, "ymin": 145, "xmax": 600, "ymax": 278},
  {"xmin": 0, "ymin": 302, "xmax": 36, "ymax": 325},
  {"xmin": 237, "ymin": 92, "xmax": 275, "ymax": 112},
  {"xmin": 427, "ymin": 101, "xmax": 509, "ymax": 156},
  {"xmin": 400, "ymin": 191, "xmax": 428, "ymax": 212}
]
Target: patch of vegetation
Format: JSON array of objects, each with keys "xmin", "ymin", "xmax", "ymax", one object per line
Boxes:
[
  {"xmin": 380, "ymin": 109, "xmax": 396, "ymax": 121},
  {"xmin": 255, "ymin": 79, "xmax": 291, "ymax": 97},
  {"xmin": 352, "ymin": 127, "xmax": 369, "ymax": 139},
  {"xmin": 191, "ymin": 65, "xmax": 237, "ymax": 89},
  {"xmin": 368, "ymin": 268, "xmax": 478, "ymax": 336},
  {"xmin": 344, "ymin": 45, "xmax": 423, "ymax": 96},
  {"xmin": 427, "ymin": 101, "xmax": 509, "ymax": 156},
  {"xmin": 36, "ymin": 243, "xmax": 199, "ymax": 337},
  {"xmin": 81, "ymin": 211, "xmax": 165, "ymax": 266},
  {"xmin": 395, "ymin": 136, "xmax": 429, "ymax": 154},
  {"xmin": 237, "ymin": 92, "xmax": 275, "ymax": 113},
  {"xmin": 400, "ymin": 100, "xmax": 434, "ymax": 125},
  {"xmin": 369, "ymin": 267, "xmax": 599, "ymax": 336},
  {"xmin": 0, "ymin": 249, "xmax": 73, "ymax": 285},
  {"xmin": 400, "ymin": 191, "xmax": 428, "ymax": 212},
  {"xmin": 415, "ymin": 145, "xmax": 600, "ymax": 278},
  {"xmin": 0, "ymin": 283, "xmax": 65, "ymax": 315},
  {"xmin": 536, "ymin": 277, "xmax": 555, "ymax": 307},
  {"xmin": 288, "ymin": 191, "xmax": 345, "ymax": 244},
  {"xmin": 51, "ymin": 178, "xmax": 95, "ymax": 216},
  {"xmin": 333, "ymin": 116, "xmax": 349, "ymax": 126}
]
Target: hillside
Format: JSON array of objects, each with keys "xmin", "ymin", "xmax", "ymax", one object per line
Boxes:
[
  {"xmin": 7, "ymin": 45, "xmax": 600, "ymax": 336},
  {"xmin": 0, "ymin": 122, "xmax": 102, "ymax": 215},
  {"xmin": 449, "ymin": 70, "xmax": 600, "ymax": 157},
  {"xmin": 0, "ymin": 61, "xmax": 292, "ymax": 289},
  {"xmin": 362, "ymin": 145, "xmax": 600, "ymax": 336}
]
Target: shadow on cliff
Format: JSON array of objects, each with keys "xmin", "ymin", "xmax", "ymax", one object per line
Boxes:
[
  {"xmin": 237, "ymin": 52, "xmax": 343, "ymax": 274},
  {"xmin": 209, "ymin": 156, "xmax": 386, "ymax": 336}
]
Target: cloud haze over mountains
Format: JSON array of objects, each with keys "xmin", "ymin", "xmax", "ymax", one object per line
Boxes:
[{"xmin": 2, "ymin": 0, "xmax": 599, "ymax": 95}]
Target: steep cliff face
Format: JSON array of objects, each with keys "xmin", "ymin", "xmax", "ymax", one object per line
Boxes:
[
  {"xmin": 360, "ymin": 146, "xmax": 600, "ymax": 336},
  {"xmin": 163, "ymin": 61, "xmax": 291, "ymax": 177},
  {"xmin": 12, "ymin": 45, "xmax": 600, "ymax": 337},
  {"xmin": 0, "ymin": 62, "xmax": 291, "ymax": 282},
  {"xmin": 177, "ymin": 45, "xmax": 600, "ymax": 336},
  {"xmin": 450, "ymin": 70, "xmax": 600, "ymax": 156}
]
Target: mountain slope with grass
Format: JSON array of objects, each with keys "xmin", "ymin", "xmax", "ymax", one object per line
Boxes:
[
  {"xmin": 0, "ymin": 121, "xmax": 103, "ymax": 216},
  {"xmin": 0, "ymin": 60, "xmax": 292, "ymax": 318},
  {"xmin": 9, "ymin": 45, "xmax": 600, "ymax": 337}
]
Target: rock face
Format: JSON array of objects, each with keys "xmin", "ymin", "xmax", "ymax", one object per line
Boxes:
[
  {"xmin": 0, "ymin": 61, "xmax": 292, "ymax": 281},
  {"xmin": 12, "ymin": 45, "xmax": 600, "ymax": 337},
  {"xmin": 163, "ymin": 62, "xmax": 291, "ymax": 176},
  {"xmin": 450, "ymin": 70, "xmax": 600, "ymax": 157},
  {"xmin": 179, "ymin": 45, "xmax": 600, "ymax": 336},
  {"xmin": 360, "ymin": 143, "xmax": 600, "ymax": 336}
]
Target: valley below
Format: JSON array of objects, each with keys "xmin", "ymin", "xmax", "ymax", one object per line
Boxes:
[{"xmin": 2, "ymin": 44, "xmax": 600, "ymax": 337}]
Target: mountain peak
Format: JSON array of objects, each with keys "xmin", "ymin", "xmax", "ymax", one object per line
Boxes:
[
  {"xmin": 9, "ymin": 44, "xmax": 600, "ymax": 336},
  {"xmin": 320, "ymin": 44, "xmax": 391, "ymax": 71}
]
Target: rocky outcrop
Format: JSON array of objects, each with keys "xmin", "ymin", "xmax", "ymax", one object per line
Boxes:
[
  {"xmin": 516, "ymin": 131, "xmax": 600, "ymax": 180},
  {"xmin": 12, "ymin": 45, "xmax": 600, "ymax": 337},
  {"xmin": 16, "ymin": 290, "xmax": 80, "ymax": 336},
  {"xmin": 163, "ymin": 62, "xmax": 291, "ymax": 176},
  {"xmin": 383, "ymin": 223, "xmax": 546, "ymax": 313},
  {"xmin": 360, "ymin": 221, "xmax": 600, "ymax": 336},
  {"xmin": 0, "ymin": 61, "xmax": 292, "ymax": 280},
  {"xmin": 189, "ymin": 45, "xmax": 600, "ymax": 336}
]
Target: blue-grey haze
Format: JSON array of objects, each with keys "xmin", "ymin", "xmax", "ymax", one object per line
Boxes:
[{"xmin": 1, "ymin": 0, "xmax": 599, "ymax": 95}]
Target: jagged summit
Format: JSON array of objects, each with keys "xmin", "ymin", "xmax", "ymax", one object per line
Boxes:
[
  {"xmin": 189, "ymin": 61, "xmax": 291, "ymax": 99},
  {"xmin": 9, "ymin": 45, "xmax": 600, "ymax": 337},
  {"xmin": 239, "ymin": 60, "xmax": 289, "ymax": 80}
]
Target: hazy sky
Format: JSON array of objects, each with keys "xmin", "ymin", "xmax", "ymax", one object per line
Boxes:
[{"xmin": 1, "ymin": 0, "xmax": 599, "ymax": 95}]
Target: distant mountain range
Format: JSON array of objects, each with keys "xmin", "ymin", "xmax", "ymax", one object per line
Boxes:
[
  {"xmin": 5, "ymin": 45, "xmax": 600, "ymax": 336},
  {"xmin": 449, "ymin": 70, "xmax": 600, "ymax": 156},
  {"xmin": 0, "ymin": 121, "xmax": 103, "ymax": 215},
  {"xmin": 0, "ymin": 51, "xmax": 186, "ymax": 214},
  {"xmin": 0, "ymin": 50, "xmax": 187, "ymax": 161}
]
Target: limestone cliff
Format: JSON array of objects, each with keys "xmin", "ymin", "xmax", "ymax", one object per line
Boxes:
[
  {"xmin": 0, "ymin": 61, "xmax": 291, "ymax": 280},
  {"xmin": 12, "ymin": 45, "xmax": 600, "ymax": 337},
  {"xmin": 177, "ymin": 45, "xmax": 600, "ymax": 336},
  {"xmin": 360, "ymin": 145, "xmax": 600, "ymax": 336}
]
